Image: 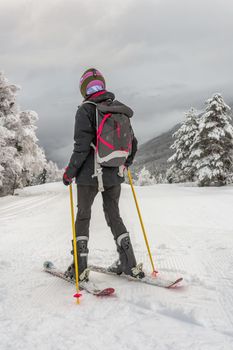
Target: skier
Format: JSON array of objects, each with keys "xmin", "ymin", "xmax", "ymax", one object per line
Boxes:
[{"xmin": 63, "ymin": 68, "xmax": 145, "ymax": 283}]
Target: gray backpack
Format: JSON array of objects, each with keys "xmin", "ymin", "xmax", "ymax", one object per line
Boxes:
[{"xmin": 83, "ymin": 100, "xmax": 133, "ymax": 191}]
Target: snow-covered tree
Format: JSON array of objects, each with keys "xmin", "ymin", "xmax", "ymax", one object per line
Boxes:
[
  {"xmin": 17, "ymin": 110, "xmax": 46, "ymax": 186},
  {"xmin": 45, "ymin": 161, "xmax": 62, "ymax": 183},
  {"xmin": 167, "ymin": 108, "xmax": 199, "ymax": 183},
  {"xmin": 0, "ymin": 72, "xmax": 59, "ymax": 196},
  {"xmin": 0, "ymin": 72, "xmax": 23, "ymax": 195},
  {"xmin": 228, "ymin": 150, "xmax": 233, "ymax": 184},
  {"xmin": 135, "ymin": 166, "xmax": 156, "ymax": 186},
  {"xmin": 226, "ymin": 172, "xmax": 233, "ymax": 184},
  {"xmin": 190, "ymin": 94, "xmax": 233, "ymax": 186},
  {"xmin": 36, "ymin": 161, "xmax": 62, "ymax": 185}
]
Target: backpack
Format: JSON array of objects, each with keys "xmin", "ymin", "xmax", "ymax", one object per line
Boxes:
[{"xmin": 82, "ymin": 100, "xmax": 133, "ymax": 191}]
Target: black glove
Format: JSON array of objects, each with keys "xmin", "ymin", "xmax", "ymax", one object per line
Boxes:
[
  {"xmin": 124, "ymin": 160, "xmax": 132, "ymax": 168},
  {"xmin": 63, "ymin": 167, "xmax": 73, "ymax": 186}
]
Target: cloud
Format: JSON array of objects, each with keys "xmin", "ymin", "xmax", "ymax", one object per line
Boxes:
[{"xmin": 1, "ymin": 0, "xmax": 233, "ymax": 167}]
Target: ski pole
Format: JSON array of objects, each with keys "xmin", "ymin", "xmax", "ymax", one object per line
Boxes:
[
  {"xmin": 127, "ymin": 169, "xmax": 158, "ymax": 275},
  {"xmin": 69, "ymin": 183, "xmax": 81, "ymax": 304}
]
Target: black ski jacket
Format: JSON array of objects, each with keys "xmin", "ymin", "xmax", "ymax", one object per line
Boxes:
[{"xmin": 66, "ymin": 91, "xmax": 138, "ymax": 187}]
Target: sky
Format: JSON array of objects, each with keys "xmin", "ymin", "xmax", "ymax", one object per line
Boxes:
[{"xmin": 1, "ymin": 0, "xmax": 233, "ymax": 167}]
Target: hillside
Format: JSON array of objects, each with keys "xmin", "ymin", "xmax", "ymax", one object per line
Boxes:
[{"xmin": 133, "ymin": 124, "xmax": 180, "ymax": 176}]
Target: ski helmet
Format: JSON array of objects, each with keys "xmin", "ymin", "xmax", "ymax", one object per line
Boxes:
[{"xmin": 79, "ymin": 68, "xmax": 106, "ymax": 97}]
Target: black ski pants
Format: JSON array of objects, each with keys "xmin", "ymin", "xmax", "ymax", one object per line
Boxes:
[{"xmin": 75, "ymin": 184, "xmax": 127, "ymax": 240}]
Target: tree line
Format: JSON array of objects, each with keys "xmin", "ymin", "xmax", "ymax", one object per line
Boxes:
[{"xmin": 167, "ymin": 94, "xmax": 233, "ymax": 186}]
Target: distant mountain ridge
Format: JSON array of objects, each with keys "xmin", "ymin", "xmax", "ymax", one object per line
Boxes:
[{"xmin": 133, "ymin": 124, "xmax": 180, "ymax": 176}]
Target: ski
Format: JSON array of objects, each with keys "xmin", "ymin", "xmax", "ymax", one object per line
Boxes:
[
  {"xmin": 43, "ymin": 261, "xmax": 115, "ymax": 296},
  {"xmin": 88, "ymin": 264, "xmax": 183, "ymax": 288}
]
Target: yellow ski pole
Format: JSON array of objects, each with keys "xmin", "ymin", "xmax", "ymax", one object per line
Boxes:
[
  {"xmin": 127, "ymin": 169, "xmax": 158, "ymax": 275},
  {"xmin": 69, "ymin": 183, "xmax": 81, "ymax": 304}
]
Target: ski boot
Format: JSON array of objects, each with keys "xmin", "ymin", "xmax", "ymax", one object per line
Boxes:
[
  {"xmin": 65, "ymin": 236, "xmax": 89, "ymax": 282},
  {"xmin": 65, "ymin": 263, "xmax": 90, "ymax": 282},
  {"xmin": 109, "ymin": 233, "xmax": 145, "ymax": 279}
]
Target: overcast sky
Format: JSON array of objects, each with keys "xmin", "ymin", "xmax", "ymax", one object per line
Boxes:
[{"xmin": 1, "ymin": 0, "xmax": 233, "ymax": 167}]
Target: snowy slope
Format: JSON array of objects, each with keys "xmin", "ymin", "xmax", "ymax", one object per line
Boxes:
[{"xmin": 0, "ymin": 182, "xmax": 233, "ymax": 350}]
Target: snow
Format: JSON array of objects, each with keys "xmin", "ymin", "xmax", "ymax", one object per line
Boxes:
[{"xmin": 1, "ymin": 182, "xmax": 233, "ymax": 349}]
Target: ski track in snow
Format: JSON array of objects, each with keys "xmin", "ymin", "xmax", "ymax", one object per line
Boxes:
[{"xmin": 0, "ymin": 182, "xmax": 233, "ymax": 350}]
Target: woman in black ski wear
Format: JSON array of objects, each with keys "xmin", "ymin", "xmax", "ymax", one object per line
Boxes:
[{"xmin": 62, "ymin": 68, "xmax": 144, "ymax": 282}]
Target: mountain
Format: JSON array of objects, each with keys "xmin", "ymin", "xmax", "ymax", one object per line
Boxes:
[{"xmin": 133, "ymin": 124, "xmax": 180, "ymax": 176}]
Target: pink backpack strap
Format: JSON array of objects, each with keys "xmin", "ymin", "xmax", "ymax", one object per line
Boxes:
[{"xmin": 96, "ymin": 113, "xmax": 115, "ymax": 151}]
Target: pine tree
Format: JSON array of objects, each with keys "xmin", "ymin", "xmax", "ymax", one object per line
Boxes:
[
  {"xmin": 37, "ymin": 168, "xmax": 47, "ymax": 185},
  {"xmin": 167, "ymin": 108, "xmax": 199, "ymax": 183},
  {"xmin": 190, "ymin": 94, "xmax": 233, "ymax": 186}
]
